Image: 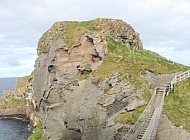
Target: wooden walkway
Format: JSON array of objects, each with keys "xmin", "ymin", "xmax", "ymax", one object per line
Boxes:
[{"xmin": 121, "ymin": 70, "xmax": 190, "ymax": 140}]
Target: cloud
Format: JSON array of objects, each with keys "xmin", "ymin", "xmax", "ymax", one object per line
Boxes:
[
  {"xmin": 0, "ymin": 47, "xmax": 37, "ymax": 77},
  {"xmin": 0, "ymin": 60, "xmax": 35, "ymax": 78},
  {"xmin": 0, "ymin": 0, "xmax": 190, "ymax": 77}
]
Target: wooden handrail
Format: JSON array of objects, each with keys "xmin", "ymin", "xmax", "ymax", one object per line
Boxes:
[
  {"xmin": 171, "ymin": 70, "xmax": 190, "ymax": 84},
  {"xmin": 141, "ymin": 89, "xmax": 166, "ymax": 140},
  {"xmin": 121, "ymin": 89, "xmax": 157, "ymax": 140},
  {"xmin": 170, "ymin": 70, "xmax": 190, "ymax": 92}
]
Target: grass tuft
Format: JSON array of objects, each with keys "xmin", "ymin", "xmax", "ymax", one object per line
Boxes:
[
  {"xmin": 27, "ymin": 122, "xmax": 46, "ymax": 140},
  {"xmin": 78, "ymin": 73, "xmax": 90, "ymax": 80},
  {"xmin": 3, "ymin": 98, "xmax": 26, "ymax": 108},
  {"xmin": 164, "ymin": 78, "xmax": 190, "ymax": 132},
  {"xmin": 60, "ymin": 21, "xmax": 99, "ymax": 48},
  {"xmin": 115, "ymin": 105, "xmax": 146, "ymax": 124}
]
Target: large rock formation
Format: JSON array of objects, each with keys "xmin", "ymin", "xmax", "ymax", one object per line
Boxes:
[
  {"xmin": 32, "ymin": 18, "xmax": 145, "ymax": 140},
  {"xmin": 0, "ymin": 76, "xmax": 29, "ymax": 116}
]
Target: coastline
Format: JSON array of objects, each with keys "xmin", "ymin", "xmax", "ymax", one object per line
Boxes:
[{"xmin": 0, "ymin": 107, "xmax": 27, "ymax": 117}]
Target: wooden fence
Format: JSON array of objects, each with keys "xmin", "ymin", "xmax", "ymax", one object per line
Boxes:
[{"xmin": 170, "ymin": 70, "xmax": 190, "ymax": 92}]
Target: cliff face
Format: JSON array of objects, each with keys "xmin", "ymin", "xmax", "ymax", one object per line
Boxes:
[{"xmin": 32, "ymin": 18, "xmax": 145, "ymax": 140}]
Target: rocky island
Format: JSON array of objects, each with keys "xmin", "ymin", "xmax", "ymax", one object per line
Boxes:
[{"xmin": 9, "ymin": 18, "xmax": 190, "ymax": 140}]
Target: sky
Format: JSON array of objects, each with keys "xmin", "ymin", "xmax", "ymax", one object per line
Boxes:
[{"xmin": 0, "ymin": 0, "xmax": 190, "ymax": 78}]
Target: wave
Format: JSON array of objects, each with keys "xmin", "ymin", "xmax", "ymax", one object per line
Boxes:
[{"xmin": 0, "ymin": 116, "xmax": 29, "ymax": 122}]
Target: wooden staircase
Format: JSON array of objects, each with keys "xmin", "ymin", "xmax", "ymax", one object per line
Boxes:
[{"xmin": 121, "ymin": 70, "xmax": 190, "ymax": 140}]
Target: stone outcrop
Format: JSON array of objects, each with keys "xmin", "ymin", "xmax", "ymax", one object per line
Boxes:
[
  {"xmin": 93, "ymin": 18, "xmax": 143, "ymax": 49},
  {"xmin": 0, "ymin": 78, "xmax": 28, "ymax": 117},
  {"xmin": 0, "ymin": 76, "xmax": 36, "ymax": 119},
  {"xmin": 26, "ymin": 75, "xmax": 39, "ymax": 127},
  {"xmin": 0, "ymin": 90, "xmax": 16, "ymax": 103},
  {"xmin": 155, "ymin": 114, "xmax": 190, "ymax": 140},
  {"xmin": 31, "ymin": 18, "xmax": 146, "ymax": 140},
  {"xmin": 0, "ymin": 107, "xmax": 26, "ymax": 117},
  {"xmin": 0, "ymin": 76, "xmax": 30, "ymax": 106}
]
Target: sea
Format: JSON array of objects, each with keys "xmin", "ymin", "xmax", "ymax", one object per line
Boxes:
[
  {"xmin": 0, "ymin": 77, "xmax": 18, "ymax": 97},
  {"xmin": 0, "ymin": 77, "xmax": 32, "ymax": 140}
]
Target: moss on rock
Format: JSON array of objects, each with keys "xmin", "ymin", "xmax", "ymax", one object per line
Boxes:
[{"xmin": 15, "ymin": 76, "xmax": 30, "ymax": 97}]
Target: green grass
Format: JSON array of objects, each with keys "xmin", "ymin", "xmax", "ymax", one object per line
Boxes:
[
  {"xmin": 31, "ymin": 69, "xmax": 36, "ymax": 76},
  {"xmin": 164, "ymin": 78, "xmax": 190, "ymax": 132},
  {"xmin": 16, "ymin": 76, "xmax": 30, "ymax": 97},
  {"xmin": 142, "ymin": 88, "xmax": 151, "ymax": 102},
  {"xmin": 39, "ymin": 46, "xmax": 48, "ymax": 53},
  {"xmin": 77, "ymin": 63, "xmax": 92, "ymax": 80},
  {"xmin": 115, "ymin": 105, "xmax": 146, "ymax": 124},
  {"xmin": 38, "ymin": 20, "xmax": 100, "ymax": 53},
  {"xmin": 84, "ymin": 63, "xmax": 91, "ymax": 69},
  {"xmin": 27, "ymin": 122, "xmax": 46, "ymax": 140},
  {"xmin": 59, "ymin": 21, "xmax": 99, "ymax": 48},
  {"xmin": 78, "ymin": 73, "xmax": 90, "ymax": 80},
  {"xmin": 92, "ymin": 38, "xmax": 189, "ymax": 125},
  {"xmin": 92, "ymin": 38, "xmax": 189, "ymax": 89},
  {"xmin": 115, "ymin": 89, "xmax": 150, "ymax": 124},
  {"xmin": 3, "ymin": 98, "xmax": 26, "ymax": 108}
]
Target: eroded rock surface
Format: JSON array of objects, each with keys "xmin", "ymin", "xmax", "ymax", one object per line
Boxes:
[
  {"xmin": 32, "ymin": 18, "xmax": 145, "ymax": 140},
  {"xmin": 155, "ymin": 114, "xmax": 190, "ymax": 140}
]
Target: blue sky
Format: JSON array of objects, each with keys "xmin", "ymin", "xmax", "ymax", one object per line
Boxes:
[{"xmin": 0, "ymin": 0, "xmax": 190, "ymax": 77}]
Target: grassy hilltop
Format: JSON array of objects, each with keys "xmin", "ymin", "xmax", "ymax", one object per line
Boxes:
[{"xmin": 93, "ymin": 38, "xmax": 189, "ymax": 124}]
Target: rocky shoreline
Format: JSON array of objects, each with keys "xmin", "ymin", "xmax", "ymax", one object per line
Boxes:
[
  {"xmin": 0, "ymin": 107, "xmax": 27, "ymax": 117},
  {"xmin": 0, "ymin": 89, "xmax": 28, "ymax": 118}
]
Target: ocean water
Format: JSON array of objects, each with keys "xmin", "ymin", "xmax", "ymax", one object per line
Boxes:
[
  {"xmin": 0, "ymin": 77, "xmax": 32, "ymax": 140},
  {"xmin": 0, "ymin": 117, "xmax": 32, "ymax": 140},
  {"xmin": 0, "ymin": 77, "xmax": 18, "ymax": 97}
]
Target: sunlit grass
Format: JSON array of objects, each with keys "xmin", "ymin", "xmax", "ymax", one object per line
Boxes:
[
  {"xmin": 60, "ymin": 21, "xmax": 100, "ymax": 48},
  {"xmin": 92, "ymin": 38, "xmax": 189, "ymax": 124},
  {"xmin": 92, "ymin": 38, "xmax": 189, "ymax": 88},
  {"xmin": 3, "ymin": 98, "xmax": 26, "ymax": 108},
  {"xmin": 115, "ymin": 105, "xmax": 146, "ymax": 124},
  {"xmin": 27, "ymin": 122, "xmax": 46, "ymax": 140},
  {"xmin": 164, "ymin": 78, "xmax": 190, "ymax": 132}
]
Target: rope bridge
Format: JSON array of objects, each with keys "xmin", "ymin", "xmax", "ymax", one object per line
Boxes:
[{"xmin": 121, "ymin": 70, "xmax": 190, "ymax": 140}]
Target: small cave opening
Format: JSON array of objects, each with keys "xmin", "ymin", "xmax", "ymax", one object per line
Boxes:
[{"xmin": 48, "ymin": 65, "xmax": 57, "ymax": 73}]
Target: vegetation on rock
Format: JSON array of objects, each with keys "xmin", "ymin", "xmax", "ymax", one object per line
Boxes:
[
  {"xmin": 3, "ymin": 98, "xmax": 26, "ymax": 108},
  {"xmin": 39, "ymin": 46, "xmax": 49, "ymax": 54},
  {"xmin": 38, "ymin": 20, "xmax": 99, "ymax": 53},
  {"xmin": 62, "ymin": 21, "xmax": 100, "ymax": 48},
  {"xmin": 164, "ymin": 78, "xmax": 190, "ymax": 132},
  {"xmin": 115, "ymin": 105, "xmax": 146, "ymax": 124},
  {"xmin": 92, "ymin": 38, "xmax": 188, "ymax": 86},
  {"xmin": 92, "ymin": 38, "xmax": 189, "ymax": 124},
  {"xmin": 16, "ymin": 76, "xmax": 30, "ymax": 97},
  {"xmin": 114, "ymin": 89, "xmax": 150, "ymax": 124},
  {"xmin": 27, "ymin": 122, "xmax": 46, "ymax": 140},
  {"xmin": 38, "ymin": 18, "xmax": 143, "ymax": 55},
  {"xmin": 78, "ymin": 73, "xmax": 90, "ymax": 80}
]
